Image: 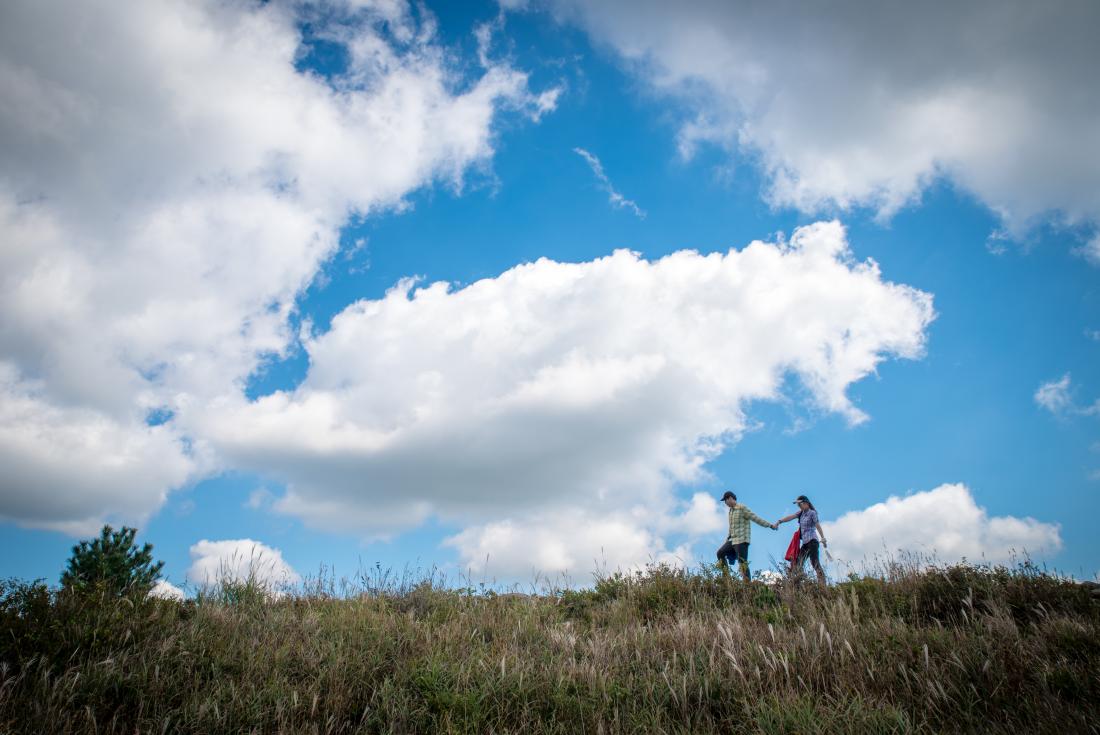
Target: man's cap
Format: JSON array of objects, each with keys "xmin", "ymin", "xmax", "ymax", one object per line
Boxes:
[
  {"xmin": 721, "ymin": 491, "xmax": 736, "ymax": 501},
  {"xmin": 793, "ymin": 494, "xmax": 810, "ymax": 504}
]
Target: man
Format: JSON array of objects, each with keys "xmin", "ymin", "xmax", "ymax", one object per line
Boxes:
[{"xmin": 716, "ymin": 490, "xmax": 777, "ymax": 581}]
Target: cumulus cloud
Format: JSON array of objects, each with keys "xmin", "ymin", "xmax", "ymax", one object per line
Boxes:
[
  {"xmin": 664, "ymin": 491, "xmax": 727, "ymax": 537},
  {"xmin": 149, "ymin": 579, "xmax": 185, "ymax": 601},
  {"xmin": 0, "ymin": 363, "xmax": 196, "ymax": 535},
  {"xmin": 445, "ymin": 511, "xmax": 693, "ymax": 580},
  {"xmin": 446, "ymin": 491, "xmax": 723, "ymax": 579},
  {"xmin": 193, "ymin": 221, "xmax": 933, "ymax": 573},
  {"xmin": 0, "ymin": 0, "xmax": 553, "ymax": 531},
  {"xmin": 573, "ymin": 147, "xmax": 646, "ymax": 218},
  {"xmin": 827, "ymin": 483, "xmax": 1062, "ymax": 568},
  {"xmin": 186, "ymin": 539, "xmax": 301, "ymax": 590},
  {"xmin": 542, "ymin": 0, "xmax": 1100, "ymax": 237}
]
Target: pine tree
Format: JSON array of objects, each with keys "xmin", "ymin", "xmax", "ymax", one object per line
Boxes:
[{"xmin": 60, "ymin": 525, "xmax": 164, "ymax": 595}]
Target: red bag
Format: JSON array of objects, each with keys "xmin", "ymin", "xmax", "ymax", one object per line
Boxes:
[{"xmin": 783, "ymin": 531, "xmax": 800, "ymax": 562}]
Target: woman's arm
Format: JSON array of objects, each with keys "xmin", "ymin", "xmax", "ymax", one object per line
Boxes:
[
  {"xmin": 815, "ymin": 522, "xmax": 827, "ymax": 547},
  {"xmin": 776, "ymin": 512, "xmax": 799, "ymax": 524}
]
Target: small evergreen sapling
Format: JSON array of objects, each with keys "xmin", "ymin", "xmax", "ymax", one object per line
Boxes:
[{"xmin": 61, "ymin": 525, "xmax": 164, "ymax": 595}]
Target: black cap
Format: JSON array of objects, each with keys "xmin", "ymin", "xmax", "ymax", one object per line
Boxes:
[
  {"xmin": 721, "ymin": 491, "xmax": 736, "ymax": 501},
  {"xmin": 793, "ymin": 494, "xmax": 809, "ymax": 504}
]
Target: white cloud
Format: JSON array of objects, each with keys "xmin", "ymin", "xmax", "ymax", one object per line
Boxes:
[
  {"xmin": 1035, "ymin": 373, "xmax": 1100, "ymax": 417},
  {"xmin": 663, "ymin": 491, "xmax": 726, "ymax": 537},
  {"xmin": 0, "ymin": 362, "xmax": 196, "ymax": 535},
  {"xmin": 542, "ymin": 0, "xmax": 1100, "ymax": 238},
  {"xmin": 757, "ymin": 569, "xmax": 783, "ymax": 585},
  {"xmin": 1074, "ymin": 235, "xmax": 1100, "ymax": 267},
  {"xmin": 1035, "ymin": 374, "xmax": 1074, "ymax": 415},
  {"xmin": 573, "ymin": 147, "xmax": 646, "ymax": 218},
  {"xmin": 827, "ymin": 483, "xmax": 1062, "ymax": 568},
  {"xmin": 445, "ymin": 491, "xmax": 724, "ymax": 579},
  {"xmin": 0, "ymin": 0, "xmax": 552, "ymax": 531},
  {"xmin": 186, "ymin": 539, "xmax": 301, "ymax": 590},
  {"xmin": 195, "ymin": 221, "xmax": 933, "ymax": 567},
  {"xmin": 445, "ymin": 510, "xmax": 693, "ymax": 580},
  {"xmin": 149, "ymin": 579, "xmax": 185, "ymax": 601},
  {"xmin": 1036, "ymin": 374, "xmax": 1100, "ymax": 481},
  {"xmin": 245, "ymin": 488, "xmax": 274, "ymax": 510}
]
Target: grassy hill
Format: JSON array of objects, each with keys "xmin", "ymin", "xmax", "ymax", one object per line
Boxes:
[{"xmin": 2, "ymin": 562, "xmax": 1097, "ymax": 734}]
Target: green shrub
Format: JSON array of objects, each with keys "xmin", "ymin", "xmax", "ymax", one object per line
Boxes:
[{"xmin": 60, "ymin": 525, "xmax": 164, "ymax": 597}]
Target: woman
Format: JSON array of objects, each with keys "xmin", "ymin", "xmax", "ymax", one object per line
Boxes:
[{"xmin": 777, "ymin": 494, "xmax": 828, "ymax": 585}]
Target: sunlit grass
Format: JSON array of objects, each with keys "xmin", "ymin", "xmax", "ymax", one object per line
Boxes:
[{"xmin": 1, "ymin": 561, "xmax": 1097, "ymax": 733}]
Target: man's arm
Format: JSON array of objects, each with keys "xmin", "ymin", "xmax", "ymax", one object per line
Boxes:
[{"xmin": 746, "ymin": 507, "xmax": 777, "ymax": 530}]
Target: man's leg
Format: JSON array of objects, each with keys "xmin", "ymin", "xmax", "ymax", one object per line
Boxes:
[
  {"xmin": 735, "ymin": 543, "xmax": 751, "ymax": 582},
  {"xmin": 716, "ymin": 539, "xmax": 737, "ymax": 570}
]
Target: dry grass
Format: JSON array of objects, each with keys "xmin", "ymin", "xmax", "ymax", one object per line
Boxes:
[{"xmin": 1, "ymin": 562, "xmax": 1097, "ymax": 734}]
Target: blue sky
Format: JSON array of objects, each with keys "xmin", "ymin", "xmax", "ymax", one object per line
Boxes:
[{"xmin": 1, "ymin": 0, "xmax": 1097, "ymax": 592}]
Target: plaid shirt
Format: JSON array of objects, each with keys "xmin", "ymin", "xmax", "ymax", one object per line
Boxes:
[
  {"xmin": 798, "ymin": 508, "xmax": 820, "ymax": 543},
  {"xmin": 727, "ymin": 502, "xmax": 772, "ymax": 544}
]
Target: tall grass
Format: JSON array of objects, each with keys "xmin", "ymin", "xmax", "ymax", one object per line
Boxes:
[{"xmin": 1, "ymin": 562, "xmax": 1096, "ymax": 733}]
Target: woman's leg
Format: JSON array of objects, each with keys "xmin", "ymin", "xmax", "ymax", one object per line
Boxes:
[
  {"xmin": 787, "ymin": 544, "xmax": 805, "ymax": 579},
  {"xmin": 806, "ymin": 541, "xmax": 826, "ymax": 584},
  {"xmin": 795, "ymin": 541, "xmax": 825, "ymax": 584},
  {"xmin": 792, "ymin": 541, "xmax": 818, "ymax": 581}
]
